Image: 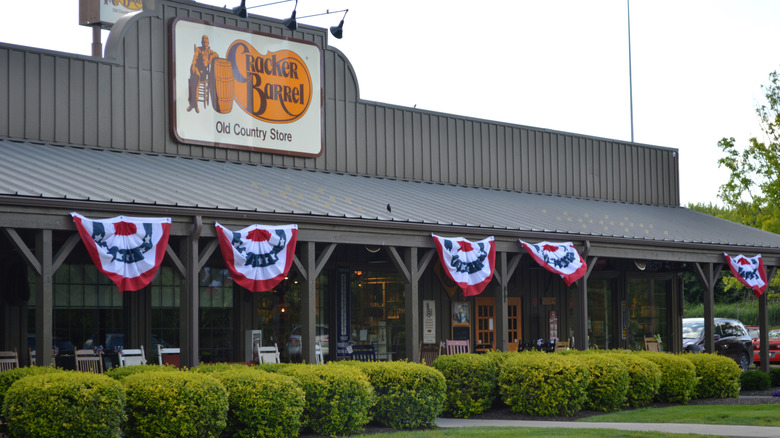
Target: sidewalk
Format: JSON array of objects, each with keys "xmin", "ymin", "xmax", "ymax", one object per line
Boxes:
[{"xmin": 436, "ymin": 418, "xmax": 780, "ymax": 437}]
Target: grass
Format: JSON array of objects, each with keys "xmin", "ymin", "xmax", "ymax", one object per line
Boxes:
[
  {"xmin": 579, "ymin": 404, "xmax": 780, "ymax": 427},
  {"xmin": 353, "ymin": 428, "xmax": 723, "ymax": 437},
  {"xmin": 349, "ymin": 404, "xmax": 780, "ymax": 437}
]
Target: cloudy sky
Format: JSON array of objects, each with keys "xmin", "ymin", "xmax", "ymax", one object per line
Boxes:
[{"xmin": 1, "ymin": 0, "xmax": 779, "ymax": 206}]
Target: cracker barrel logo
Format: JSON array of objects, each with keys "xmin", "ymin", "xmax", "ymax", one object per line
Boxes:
[
  {"xmin": 185, "ymin": 35, "xmax": 312, "ymax": 124},
  {"xmin": 111, "ymin": 0, "xmax": 143, "ymax": 10}
]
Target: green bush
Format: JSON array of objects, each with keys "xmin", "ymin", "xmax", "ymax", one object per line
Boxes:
[
  {"xmin": 0, "ymin": 366, "xmax": 63, "ymax": 418},
  {"xmin": 193, "ymin": 362, "xmax": 254, "ymax": 374},
  {"xmin": 122, "ymin": 371, "xmax": 228, "ymax": 437},
  {"xmin": 605, "ymin": 351, "xmax": 661, "ymax": 407},
  {"xmin": 350, "ymin": 361, "xmax": 446, "ymax": 429},
  {"xmin": 638, "ymin": 352, "xmax": 697, "ymax": 403},
  {"xmin": 3, "ymin": 371, "xmax": 125, "ymax": 438},
  {"xmin": 685, "ymin": 353, "xmax": 740, "ymax": 399},
  {"xmin": 254, "ymin": 362, "xmax": 291, "ymax": 373},
  {"xmin": 498, "ymin": 351, "xmax": 590, "ymax": 417},
  {"xmin": 104, "ymin": 364, "xmax": 180, "ymax": 381},
  {"xmin": 579, "ymin": 354, "xmax": 629, "ymax": 412},
  {"xmin": 212, "ymin": 367, "xmax": 305, "ymax": 438},
  {"xmin": 770, "ymin": 367, "xmax": 780, "ymax": 388},
  {"xmin": 432, "ymin": 353, "xmax": 498, "ymax": 418},
  {"xmin": 277, "ymin": 363, "xmax": 375, "ymax": 436},
  {"xmin": 741, "ymin": 370, "xmax": 772, "ymax": 391}
]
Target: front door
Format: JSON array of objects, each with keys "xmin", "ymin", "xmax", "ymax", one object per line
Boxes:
[{"xmin": 475, "ymin": 297, "xmax": 522, "ymax": 352}]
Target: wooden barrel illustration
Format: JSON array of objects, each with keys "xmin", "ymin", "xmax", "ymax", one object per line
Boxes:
[{"xmin": 210, "ymin": 59, "xmax": 234, "ymax": 114}]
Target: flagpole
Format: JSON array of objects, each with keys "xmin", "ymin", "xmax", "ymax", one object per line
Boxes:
[{"xmin": 627, "ymin": 0, "xmax": 635, "ymax": 143}]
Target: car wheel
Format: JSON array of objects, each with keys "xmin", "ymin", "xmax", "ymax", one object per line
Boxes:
[{"xmin": 738, "ymin": 352, "xmax": 751, "ymax": 372}]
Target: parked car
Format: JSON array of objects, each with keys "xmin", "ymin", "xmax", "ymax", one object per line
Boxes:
[
  {"xmin": 745, "ymin": 325, "xmax": 760, "ymax": 340},
  {"xmin": 285, "ymin": 325, "xmax": 329, "ymax": 359},
  {"xmin": 753, "ymin": 328, "xmax": 780, "ymax": 366},
  {"xmin": 682, "ymin": 317, "xmax": 754, "ymax": 372}
]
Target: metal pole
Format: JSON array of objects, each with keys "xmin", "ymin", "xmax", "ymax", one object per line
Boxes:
[
  {"xmin": 627, "ymin": 0, "xmax": 635, "ymax": 142},
  {"xmin": 91, "ymin": 24, "xmax": 102, "ymax": 58}
]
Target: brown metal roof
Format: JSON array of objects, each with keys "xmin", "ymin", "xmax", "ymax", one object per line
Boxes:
[{"xmin": 2, "ymin": 139, "xmax": 780, "ymax": 251}]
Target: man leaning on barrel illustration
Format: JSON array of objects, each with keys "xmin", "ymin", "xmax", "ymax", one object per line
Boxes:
[{"xmin": 187, "ymin": 35, "xmax": 220, "ymax": 113}]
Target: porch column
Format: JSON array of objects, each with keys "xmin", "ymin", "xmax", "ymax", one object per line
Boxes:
[
  {"xmin": 573, "ymin": 248, "xmax": 598, "ymax": 350},
  {"xmin": 35, "ymin": 230, "xmax": 54, "ymax": 367},
  {"xmin": 387, "ymin": 246, "xmax": 434, "ymax": 363},
  {"xmin": 575, "ymin": 280, "xmax": 587, "ymax": 350},
  {"xmin": 294, "ymin": 242, "xmax": 336, "ymax": 364},
  {"xmin": 181, "ymin": 217, "xmax": 202, "ymax": 367},
  {"xmin": 695, "ymin": 262, "xmax": 722, "ymax": 354},
  {"xmin": 759, "ymin": 266, "xmax": 777, "ymax": 372}
]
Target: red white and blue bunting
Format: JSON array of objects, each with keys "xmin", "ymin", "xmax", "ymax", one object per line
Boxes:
[
  {"xmin": 70, "ymin": 213, "xmax": 171, "ymax": 292},
  {"xmin": 215, "ymin": 223, "xmax": 298, "ymax": 292},
  {"xmin": 431, "ymin": 234, "xmax": 496, "ymax": 297},
  {"xmin": 724, "ymin": 253, "xmax": 768, "ymax": 298},
  {"xmin": 519, "ymin": 240, "xmax": 587, "ymax": 286}
]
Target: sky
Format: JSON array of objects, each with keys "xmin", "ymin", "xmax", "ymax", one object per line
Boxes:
[{"xmin": 1, "ymin": 0, "xmax": 779, "ymax": 206}]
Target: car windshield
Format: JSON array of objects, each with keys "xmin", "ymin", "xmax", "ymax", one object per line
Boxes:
[
  {"xmin": 682, "ymin": 321, "xmax": 704, "ymax": 339},
  {"xmin": 769, "ymin": 330, "xmax": 780, "ymax": 340}
]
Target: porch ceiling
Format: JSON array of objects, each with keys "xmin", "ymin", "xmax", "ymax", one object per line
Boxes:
[{"xmin": 2, "ymin": 139, "xmax": 780, "ymax": 256}]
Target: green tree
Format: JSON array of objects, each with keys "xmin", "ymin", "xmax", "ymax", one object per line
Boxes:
[
  {"xmin": 705, "ymin": 69, "xmax": 780, "ymax": 301},
  {"xmin": 717, "ymin": 70, "xmax": 780, "ymax": 234}
]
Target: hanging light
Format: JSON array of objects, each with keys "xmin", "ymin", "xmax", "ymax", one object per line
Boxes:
[
  {"xmin": 232, "ymin": 0, "xmax": 348, "ymax": 38},
  {"xmin": 282, "ymin": 1, "xmax": 298, "ymax": 31},
  {"xmin": 329, "ymin": 9, "xmax": 348, "ymax": 39},
  {"xmin": 232, "ymin": 0, "xmax": 248, "ymax": 18},
  {"xmin": 233, "ymin": 0, "xmax": 296, "ymax": 19}
]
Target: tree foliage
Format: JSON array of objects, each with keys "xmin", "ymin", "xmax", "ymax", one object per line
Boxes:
[
  {"xmin": 717, "ymin": 70, "xmax": 780, "ymax": 234},
  {"xmin": 686, "ymin": 69, "xmax": 780, "ymax": 304}
]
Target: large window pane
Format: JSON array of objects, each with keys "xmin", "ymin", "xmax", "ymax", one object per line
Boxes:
[
  {"xmin": 588, "ymin": 278, "xmax": 613, "ymax": 349},
  {"xmin": 627, "ymin": 276, "xmax": 670, "ymax": 351}
]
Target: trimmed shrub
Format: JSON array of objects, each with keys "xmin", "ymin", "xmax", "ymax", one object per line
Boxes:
[
  {"xmin": 3, "ymin": 371, "xmax": 125, "ymax": 438},
  {"xmin": 638, "ymin": 352, "xmax": 697, "ymax": 403},
  {"xmin": 685, "ymin": 353, "xmax": 740, "ymax": 399},
  {"xmin": 741, "ymin": 370, "xmax": 772, "ymax": 391},
  {"xmin": 770, "ymin": 367, "xmax": 780, "ymax": 388},
  {"xmin": 607, "ymin": 352, "xmax": 661, "ymax": 407},
  {"xmin": 212, "ymin": 367, "xmax": 305, "ymax": 438},
  {"xmin": 483, "ymin": 350, "xmax": 517, "ymax": 407},
  {"xmin": 350, "ymin": 361, "xmax": 446, "ymax": 429},
  {"xmin": 254, "ymin": 362, "xmax": 290, "ymax": 373},
  {"xmin": 104, "ymin": 364, "xmax": 180, "ymax": 381},
  {"xmin": 579, "ymin": 354, "xmax": 629, "ymax": 412},
  {"xmin": 277, "ymin": 363, "xmax": 375, "ymax": 436},
  {"xmin": 498, "ymin": 351, "xmax": 591, "ymax": 417},
  {"xmin": 432, "ymin": 353, "xmax": 498, "ymax": 418},
  {"xmin": 0, "ymin": 366, "xmax": 63, "ymax": 417},
  {"xmin": 122, "ymin": 371, "xmax": 228, "ymax": 437},
  {"xmin": 193, "ymin": 362, "xmax": 253, "ymax": 373}
]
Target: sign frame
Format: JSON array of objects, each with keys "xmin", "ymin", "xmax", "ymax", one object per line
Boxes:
[
  {"xmin": 423, "ymin": 300, "xmax": 436, "ymax": 344},
  {"xmin": 169, "ymin": 17, "xmax": 324, "ymax": 157}
]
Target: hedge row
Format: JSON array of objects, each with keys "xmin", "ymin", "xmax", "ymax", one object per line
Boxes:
[
  {"xmin": 0, "ymin": 349, "xmax": 747, "ymax": 436},
  {"xmin": 1, "ymin": 361, "xmax": 446, "ymax": 437},
  {"xmin": 435, "ymin": 350, "xmax": 742, "ymax": 418}
]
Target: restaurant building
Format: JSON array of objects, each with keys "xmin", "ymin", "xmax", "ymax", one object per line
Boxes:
[{"xmin": 2, "ymin": 0, "xmax": 779, "ymax": 367}]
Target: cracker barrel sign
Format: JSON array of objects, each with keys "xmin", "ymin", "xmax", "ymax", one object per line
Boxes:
[
  {"xmin": 79, "ymin": 0, "xmax": 144, "ymax": 29},
  {"xmin": 171, "ymin": 18, "xmax": 323, "ymax": 157}
]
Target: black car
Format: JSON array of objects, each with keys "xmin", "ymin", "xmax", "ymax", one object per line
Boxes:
[{"xmin": 682, "ymin": 317, "xmax": 754, "ymax": 372}]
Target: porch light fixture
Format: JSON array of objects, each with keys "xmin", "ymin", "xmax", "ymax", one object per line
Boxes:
[
  {"xmin": 232, "ymin": 0, "xmax": 295, "ymax": 19},
  {"xmin": 232, "ymin": 0, "xmax": 349, "ymax": 39}
]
